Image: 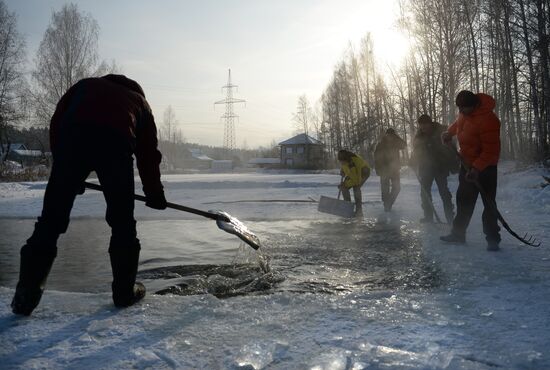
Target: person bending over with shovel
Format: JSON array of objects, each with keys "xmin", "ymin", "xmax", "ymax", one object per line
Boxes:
[
  {"xmin": 11, "ymin": 74, "xmax": 167, "ymax": 316},
  {"xmin": 337, "ymin": 149, "xmax": 371, "ymax": 217},
  {"xmin": 440, "ymin": 90, "xmax": 501, "ymax": 251}
]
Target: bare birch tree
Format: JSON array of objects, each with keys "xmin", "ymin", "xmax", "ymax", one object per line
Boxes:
[
  {"xmin": 31, "ymin": 3, "xmax": 115, "ymax": 127},
  {"xmin": 0, "ymin": 0, "xmax": 27, "ymax": 158},
  {"xmin": 292, "ymin": 95, "xmax": 313, "ymax": 136}
]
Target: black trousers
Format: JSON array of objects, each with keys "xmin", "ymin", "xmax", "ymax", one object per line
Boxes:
[
  {"xmin": 380, "ymin": 171, "xmax": 400, "ymax": 210},
  {"xmin": 452, "ymin": 165, "xmax": 501, "ymax": 243},
  {"xmin": 419, "ymin": 168, "xmax": 454, "ymax": 223},
  {"xmin": 26, "ymin": 125, "xmax": 139, "ymax": 255},
  {"xmin": 341, "ymin": 186, "xmax": 362, "ymax": 210}
]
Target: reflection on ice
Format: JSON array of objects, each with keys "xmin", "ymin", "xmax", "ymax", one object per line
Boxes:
[{"xmin": 270, "ymin": 218, "xmax": 443, "ymax": 294}]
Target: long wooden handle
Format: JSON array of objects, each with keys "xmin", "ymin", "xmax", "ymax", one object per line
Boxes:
[
  {"xmin": 84, "ymin": 181, "xmax": 226, "ymax": 221},
  {"xmin": 337, "ymin": 175, "xmax": 344, "ymax": 200}
]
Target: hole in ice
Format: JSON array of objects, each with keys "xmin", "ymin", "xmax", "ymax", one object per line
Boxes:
[{"xmin": 140, "ymin": 219, "xmax": 443, "ymax": 297}]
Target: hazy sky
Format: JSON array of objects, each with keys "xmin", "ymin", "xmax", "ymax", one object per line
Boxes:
[{"xmin": 7, "ymin": 0, "xmax": 408, "ymax": 148}]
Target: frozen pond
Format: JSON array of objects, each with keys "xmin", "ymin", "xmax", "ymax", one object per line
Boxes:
[
  {"xmin": 0, "ymin": 216, "xmax": 441, "ymax": 297},
  {"xmin": 1, "ymin": 170, "xmax": 550, "ymax": 369}
]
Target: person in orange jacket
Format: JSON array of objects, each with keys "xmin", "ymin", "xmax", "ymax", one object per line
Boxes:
[{"xmin": 440, "ymin": 90, "xmax": 501, "ymax": 251}]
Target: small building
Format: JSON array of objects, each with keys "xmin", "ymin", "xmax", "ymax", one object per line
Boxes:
[
  {"xmin": 1, "ymin": 143, "xmax": 27, "ymax": 153},
  {"xmin": 247, "ymin": 157, "xmax": 281, "ymax": 169},
  {"xmin": 1, "ymin": 143, "xmax": 50, "ymax": 167},
  {"xmin": 211, "ymin": 160, "xmax": 233, "ymax": 171},
  {"xmin": 181, "ymin": 148, "xmax": 214, "ymax": 170},
  {"xmin": 279, "ymin": 133, "xmax": 324, "ymax": 169}
]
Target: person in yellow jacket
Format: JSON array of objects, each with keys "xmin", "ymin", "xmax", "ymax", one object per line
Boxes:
[{"xmin": 337, "ymin": 149, "xmax": 371, "ymax": 216}]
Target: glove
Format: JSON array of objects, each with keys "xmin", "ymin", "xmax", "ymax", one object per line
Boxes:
[
  {"xmin": 359, "ymin": 167, "xmax": 370, "ymax": 186},
  {"xmin": 465, "ymin": 168, "xmax": 479, "ymax": 183},
  {"xmin": 145, "ymin": 191, "xmax": 167, "ymax": 210},
  {"xmin": 338, "ymin": 176, "xmax": 351, "ymax": 190},
  {"xmin": 76, "ymin": 183, "xmax": 85, "ymax": 195},
  {"xmin": 441, "ymin": 131, "xmax": 452, "ymax": 144}
]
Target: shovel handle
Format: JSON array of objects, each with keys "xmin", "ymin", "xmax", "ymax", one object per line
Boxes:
[
  {"xmin": 337, "ymin": 175, "xmax": 345, "ymax": 200},
  {"xmin": 83, "ymin": 181, "xmax": 227, "ymax": 222}
]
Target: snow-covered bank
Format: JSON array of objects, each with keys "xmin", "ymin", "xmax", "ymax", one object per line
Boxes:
[{"xmin": 1, "ymin": 165, "xmax": 550, "ymax": 369}]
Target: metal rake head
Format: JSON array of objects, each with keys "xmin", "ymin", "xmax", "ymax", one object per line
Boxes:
[{"xmin": 522, "ymin": 233, "xmax": 541, "ymax": 247}]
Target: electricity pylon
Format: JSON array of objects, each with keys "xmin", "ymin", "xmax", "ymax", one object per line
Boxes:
[{"xmin": 214, "ymin": 69, "xmax": 246, "ymax": 151}]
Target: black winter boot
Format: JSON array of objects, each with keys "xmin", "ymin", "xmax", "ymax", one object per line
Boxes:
[
  {"xmin": 487, "ymin": 240, "xmax": 500, "ymax": 251},
  {"xmin": 11, "ymin": 245, "xmax": 57, "ymax": 316},
  {"xmin": 419, "ymin": 217, "xmax": 433, "ymax": 224},
  {"xmin": 440, "ymin": 233, "xmax": 466, "ymax": 244},
  {"xmin": 109, "ymin": 243, "xmax": 146, "ymax": 308},
  {"xmin": 444, "ymin": 210, "xmax": 455, "ymax": 225}
]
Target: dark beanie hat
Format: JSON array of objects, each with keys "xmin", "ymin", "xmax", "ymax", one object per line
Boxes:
[
  {"xmin": 455, "ymin": 90, "xmax": 478, "ymax": 107},
  {"xmin": 102, "ymin": 74, "xmax": 145, "ymax": 98},
  {"xmin": 417, "ymin": 114, "xmax": 432, "ymax": 125},
  {"xmin": 337, "ymin": 149, "xmax": 354, "ymax": 161},
  {"xmin": 386, "ymin": 128, "xmax": 396, "ymax": 135}
]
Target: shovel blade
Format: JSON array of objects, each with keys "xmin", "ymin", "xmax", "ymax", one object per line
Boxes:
[
  {"xmin": 318, "ymin": 195, "xmax": 355, "ymax": 218},
  {"xmin": 210, "ymin": 210, "xmax": 262, "ymax": 250}
]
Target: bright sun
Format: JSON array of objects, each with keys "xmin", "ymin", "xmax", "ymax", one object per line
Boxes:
[
  {"xmin": 341, "ymin": 0, "xmax": 411, "ymax": 68},
  {"xmin": 371, "ymin": 29, "xmax": 411, "ymax": 67}
]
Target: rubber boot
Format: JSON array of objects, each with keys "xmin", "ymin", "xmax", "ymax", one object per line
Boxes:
[
  {"xmin": 419, "ymin": 217, "xmax": 433, "ymax": 224},
  {"xmin": 109, "ymin": 243, "xmax": 146, "ymax": 308},
  {"xmin": 487, "ymin": 240, "xmax": 500, "ymax": 251},
  {"xmin": 440, "ymin": 233, "xmax": 466, "ymax": 244},
  {"xmin": 444, "ymin": 209, "xmax": 455, "ymax": 225},
  {"xmin": 11, "ymin": 244, "xmax": 57, "ymax": 316}
]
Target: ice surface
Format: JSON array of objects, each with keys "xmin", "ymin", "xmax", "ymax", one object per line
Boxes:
[{"xmin": 1, "ymin": 164, "xmax": 550, "ymax": 369}]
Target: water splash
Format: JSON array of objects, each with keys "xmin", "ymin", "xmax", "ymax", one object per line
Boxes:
[
  {"xmin": 141, "ymin": 263, "xmax": 284, "ymax": 298},
  {"xmin": 232, "ymin": 242, "xmax": 272, "ymax": 273}
]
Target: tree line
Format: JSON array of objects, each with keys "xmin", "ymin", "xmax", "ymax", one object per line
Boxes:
[
  {"xmin": 2, "ymin": 0, "xmax": 550, "ymax": 172},
  {"xmin": 0, "ymin": 1, "xmax": 252, "ymax": 171},
  {"xmin": 308, "ymin": 0, "xmax": 550, "ymax": 164},
  {"xmin": 0, "ymin": 1, "xmax": 117, "ymax": 156}
]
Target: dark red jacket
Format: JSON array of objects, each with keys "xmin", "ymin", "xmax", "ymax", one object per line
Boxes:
[
  {"xmin": 448, "ymin": 93, "xmax": 501, "ymax": 171},
  {"xmin": 50, "ymin": 76, "xmax": 163, "ymax": 195}
]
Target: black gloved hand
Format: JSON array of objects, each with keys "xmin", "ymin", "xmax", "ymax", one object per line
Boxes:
[
  {"xmin": 145, "ymin": 191, "xmax": 167, "ymax": 210},
  {"xmin": 465, "ymin": 168, "xmax": 479, "ymax": 183},
  {"xmin": 441, "ymin": 131, "xmax": 453, "ymax": 144},
  {"xmin": 76, "ymin": 183, "xmax": 85, "ymax": 195}
]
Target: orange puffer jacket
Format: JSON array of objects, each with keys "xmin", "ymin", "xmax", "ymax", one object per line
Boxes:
[{"xmin": 447, "ymin": 93, "xmax": 501, "ymax": 171}]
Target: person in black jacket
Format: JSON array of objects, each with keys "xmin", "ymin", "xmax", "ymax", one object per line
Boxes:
[
  {"xmin": 374, "ymin": 128, "xmax": 407, "ymax": 212},
  {"xmin": 11, "ymin": 74, "xmax": 166, "ymax": 316},
  {"xmin": 409, "ymin": 114, "xmax": 457, "ymax": 224}
]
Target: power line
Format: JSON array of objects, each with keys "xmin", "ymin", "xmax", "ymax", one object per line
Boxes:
[{"xmin": 214, "ymin": 69, "xmax": 246, "ymax": 152}]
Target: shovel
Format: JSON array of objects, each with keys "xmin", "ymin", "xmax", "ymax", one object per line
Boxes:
[
  {"xmin": 317, "ymin": 176, "xmax": 355, "ymax": 218},
  {"xmin": 84, "ymin": 181, "xmax": 262, "ymax": 250}
]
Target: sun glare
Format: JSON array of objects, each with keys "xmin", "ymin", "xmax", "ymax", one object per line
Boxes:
[
  {"xmin": 371, "ymin": 30, "xmax": 411, "ymax": 67},
  {"xmin": 337, "ymin": 0, "xmax": 411, "ymax": 68}
]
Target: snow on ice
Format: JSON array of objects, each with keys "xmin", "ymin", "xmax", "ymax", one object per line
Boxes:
[{"xmin": 0, "ymin": 164, "xmax": 549, "ymax": 369}]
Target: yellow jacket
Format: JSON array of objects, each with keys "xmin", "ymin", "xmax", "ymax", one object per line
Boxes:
[{"xmin": 341, "ymin": 155, "xmax": 370, "ymax": 188}]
